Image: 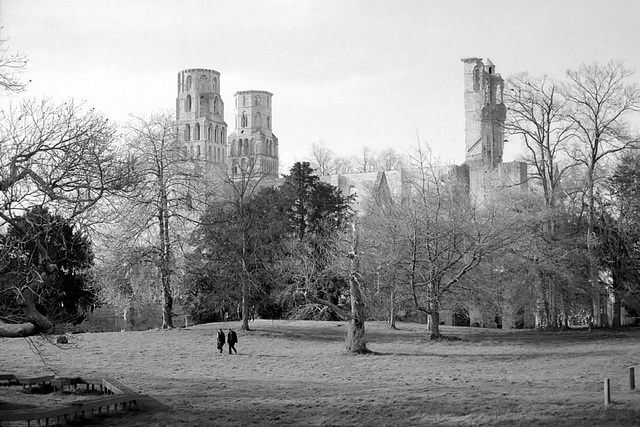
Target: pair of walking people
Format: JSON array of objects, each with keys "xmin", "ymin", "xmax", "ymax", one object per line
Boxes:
[{"xmin": 216, "ymin": 328, "xmax": 238, "ymax": 354}]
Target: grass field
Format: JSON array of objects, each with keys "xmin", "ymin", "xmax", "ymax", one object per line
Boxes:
[{"xmin": 2, "ymin": 320, "xmax": 640, "ymax": 426}]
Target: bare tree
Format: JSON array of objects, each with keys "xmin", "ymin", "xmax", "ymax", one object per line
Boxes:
[
  {"xmin": 108, "ymin": 112, "xmax": 207, "ymax": 329},
  {"xmin": 563, "ymin": 61, "xmax": 640, "ymax": 327},
  {"xmin": 503, "ymin": 72, "xmax": 576, "ymax": 328},
  {"xmin": 308, "ymin": 141, "xmax": 336, "ymax": 175},
  {"xmin": 505, "ymin": 73, "xmax": 573, "ymax": 210},
  {"xmin": 376, "ymin": 148, "xmax": 405, "ymax": 171},
  {"xmin": 0, "ymin": 99, "xmax": 132, "ymax": 337},
  {"xmin": 354, "ymin": 146, "xmax": 378, "ymax": 173},
  {"xmin": 0, "ymin": 39, "xmax": 28, "ymax": 94},
  {"xmin": 396, "ymin": 143, "xmax": 521, "ymax": 339}
]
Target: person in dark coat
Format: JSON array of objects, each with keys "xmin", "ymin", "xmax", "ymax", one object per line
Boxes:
[
  {"xmin": 216, "ymin": 328, "xmax": 225, "ymax": 353},
  {"xmin": 227, "ymin": 328, "xmax": 238, "ymax": 354}
]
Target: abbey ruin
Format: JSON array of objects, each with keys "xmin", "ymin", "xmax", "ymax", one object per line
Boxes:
[{"xmin": 171, "ymin": 58, "xmax": 536, "ymax": 329}]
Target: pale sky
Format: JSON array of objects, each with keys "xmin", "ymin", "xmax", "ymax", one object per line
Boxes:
[{"xmin": 1, "ymin": 0, "xmax": 639, "ymax": 173}]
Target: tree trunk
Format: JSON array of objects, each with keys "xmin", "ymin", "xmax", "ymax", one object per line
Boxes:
[
  {"xmin": 161, "ymin": 270, "xmax": 173, "ymax": 329},
  {"xmin": 345, "ymin": 224, "xmax": 369, "ymax": 354},
  {"xmin": 240, "ymin": 227, "xmax": 250, "ymax": 331},
  {"xmin": 241, "ymin": 281, "xmax": 250, "ymax": 331},
  {"xmin": 124, "ymin": 304, "xmax": 135, "ymax": 331},
  {"xmin": 612, "ymin": 291, "xmax": 621, "ymax": 328},
  {"xmin": 586, "ymin": 172, "xmax": 605, "ymax": 328},
  {"xmin": 159, "ymin": 186, "xmax": 174, "ymax": 329},
  {"xmin": 346, "ymin": 276, "xmax": 368, "ymax": 353},
  {"xmin": 429, "ymin": 311, "xmax": 441, "ymax": 339},
  {"xmin": 0, "ymin": 279, "xmax": 55, "ymax": 338},
  {"xmin": 388, "ymin": 288, "xmax": 397, "ymax": 330}
]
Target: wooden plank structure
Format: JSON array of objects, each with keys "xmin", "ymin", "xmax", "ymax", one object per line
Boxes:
[{"xmin": 0, "ymin": 374, "xmax": 140, "ymax": 426}]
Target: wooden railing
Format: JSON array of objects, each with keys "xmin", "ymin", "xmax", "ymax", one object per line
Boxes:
[{"xmin": 0, "ymin": 374, "xmax": 140, "ymax": 426}]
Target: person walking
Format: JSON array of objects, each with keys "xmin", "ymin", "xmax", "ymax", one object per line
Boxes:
[
  {"xmin": 216, "ymin": 328, "xmax": 226, "ymax": 353},
  {"xmin": 227, "ymin": 328, "xmax": 238, "ymax": 354}
]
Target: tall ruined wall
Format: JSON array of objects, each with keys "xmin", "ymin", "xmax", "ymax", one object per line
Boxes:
[
  {"xmin": 176, "ymin": 69, "xmax": 229, "ymax": 172},
  {"xmin": 468, "ymin": 161, "xmax": 528, "ymax": 197},
  {"xmin": 461, "ymin": 58, "xmax": 506, "ymax": 169},
  {"xmin": 228, "ymin": 90, "xmax": 279, "ymax": 178}
]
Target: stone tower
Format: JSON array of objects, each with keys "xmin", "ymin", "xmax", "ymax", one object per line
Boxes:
[
  {"xmin": 176, "ymin": 69, "xmax": 228, "ymax": 167},
  {"xmin": 227, "ymin": 90, "xmax": 279, "ymax": 178},
  {"xmin": 461, "ymin": 58, "xmax": 506, "ymax": 169}
]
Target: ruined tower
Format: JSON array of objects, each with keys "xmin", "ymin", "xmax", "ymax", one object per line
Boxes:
[
  {"xmin": 461, "ymin": 58, "xmax": 506, "ymax": 169},
  {"xmin": 176, "ymin": 69, "xmax": 228, "ymax": 167},
  {"xmin": 461, "ymin": 58, "xmax": 527, "ymax": 196},
  {"xmin": 227, "ymin": 90, "xmax": 279, "ymax": 178}
]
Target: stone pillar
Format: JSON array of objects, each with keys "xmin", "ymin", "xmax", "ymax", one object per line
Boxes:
[{"xmin": 469, "ymin": 306, "xmax": 483, "ymax": 327}]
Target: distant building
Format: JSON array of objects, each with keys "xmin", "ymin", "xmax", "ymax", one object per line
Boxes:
[
  {"xmin": 176, "ymin": 70, "xmax": 279, "ymax": 180},
  {"xmin": 176, "ymin": 69, "xmax": 228, "ymax": 171},
  {"xmin": 227, "ymin": 90, "xmax": 279, "ymax": 179}
]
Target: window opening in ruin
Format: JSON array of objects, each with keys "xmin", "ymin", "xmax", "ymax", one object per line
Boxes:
[
  {"xmin": 255, "ymin": 95, "xmax": 261, "ymax": 106},
  {"xmin": 185, "ymin": 95, "xmax": 192, "ymax": 112},
  {"xmin": 241, "ymin": 111, "xmax": 248, "ymax": 128},
  {"xmin": 186, "ymin": 75, "xmax": 192, "ymax": 91},
  {"xmin": 473, "ymin": 67, "xmax": 480, "ymax": 91},
  {"xmin": 195, "ymin": 123, "xmax": 200, "ymax": 140},
  {"xmin": 185, "ymin": 124, "xmax": 191, "ymax": 142}
]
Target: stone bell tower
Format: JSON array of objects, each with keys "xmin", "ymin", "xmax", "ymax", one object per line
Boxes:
[
  {"xmin": 176, "ymin": 69, "xmax": 228, "ymax": 167},
  {"xmin": 227, "ymin": 90, "xmax": 279, "ymax": 178},
  {"xmin": 461, "ymin": 58, "xmax": 506, "ymax": 170}
]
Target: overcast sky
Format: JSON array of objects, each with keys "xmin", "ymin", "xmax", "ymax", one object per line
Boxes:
[{"xmin": 1, "ymin": 0, "xmax": 639, "ymax": 172}]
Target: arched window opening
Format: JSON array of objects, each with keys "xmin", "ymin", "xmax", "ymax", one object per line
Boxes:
[
  {"xmin": 243, "ymin": 139, "xmax": 249, "ymax": 155},
  {"xmin": 200, "ymin": 96, "xmax": 207, "ymax": 115},
  {"xmin": 213, "ymin": 77, "xmax": 218, "ymax": 93},
  {"xmin": 185, "ymin": 95, "xmax": 192, "ymax": 112},
  {"xmin": 453, "ymin": 306, "xmax": 471, "ymax": 327},
  {"xmin": 208, "ymin": 125, "xmax": 212, "ymax": 141},
  {"xmin": 186, "ymin": 75, "xmax": 192, "ymax": 91},
  {"xmin": 199, "ymin": 75, "xmax": 207, "ymax": 92},
  {"xmin": 197, "ymin": 145, "xmax": 201, "ymax": 157},
  {"xmin": 267, "ymin": 116, "xmax": 271, "ymax": 129},
  {"xmin": 241, "ymin": 111, "xmax": 248, "ymax": 128},
  {"xmin": 255, "ymin": 95, "xmax": 261, "ymax": 106},
  {"xmin": 473, "ymin": 67, "xmax": 480, "ymax": 91},
  {"xmin": 209, "ymin": 146, "xmax": 213, "ymax": 160},
  {"xmin": 195, "ymin": 123, "xmax": 200, "ymax": 140},
  {"xmin": 185, "ymin": 124, "xmax": 191, "ymax": 142}
]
